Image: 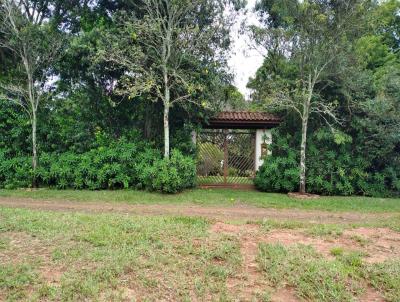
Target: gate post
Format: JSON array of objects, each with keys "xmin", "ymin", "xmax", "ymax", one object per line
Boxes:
[
  {"xmin": 223, "ymin": 129, "xmax": 228, "ymax": 185},
  {"xmin": 191, "ymin": 130, "xmax": 197, "ymax": 145}
]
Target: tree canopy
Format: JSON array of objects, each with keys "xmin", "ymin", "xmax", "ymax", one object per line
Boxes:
[{"xmin": 0, "ymin": 0, "xmax": 398, "ymax": 196}]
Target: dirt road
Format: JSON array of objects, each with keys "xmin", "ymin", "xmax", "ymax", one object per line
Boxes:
[{"xmin": 0, "ymin": 197, "xmax": 394, "ymax": 223}]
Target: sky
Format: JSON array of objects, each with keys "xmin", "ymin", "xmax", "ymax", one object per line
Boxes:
[{"xmin": 228, "ymin": 0, "xmax": 265, "ymax": 99}]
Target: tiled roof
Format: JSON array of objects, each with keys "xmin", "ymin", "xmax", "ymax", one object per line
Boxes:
[{"xmin": 211, "ymin": 111, "xmax": 281, "ymax": 122}]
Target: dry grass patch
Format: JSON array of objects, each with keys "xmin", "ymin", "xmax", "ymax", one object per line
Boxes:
[
  {"xmin": 0, "ymin": 208, "xmax": 242, "ymax": 301},
  {"xmin": 212, "ymin": 220, "xmax": 400, "ymax": 301}
]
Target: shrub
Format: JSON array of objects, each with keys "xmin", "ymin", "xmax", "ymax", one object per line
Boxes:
[
  {"xmin": 0, "ymin": 150, "xmax": 32, "ymax": 189},
  {"xmin": 141, "ymin": 150, "xmax": 196, "ymax": 193},
  {"xmin": 0, "ymin": 142, "xmax": 196, "ymax": 194},
  {"xmin": 254, "ymin": 134, "xmax": 299, "ymax": 193},
  {"xmin": 254, "ymin": 129, "xmax": 398, "ymax": 197}
]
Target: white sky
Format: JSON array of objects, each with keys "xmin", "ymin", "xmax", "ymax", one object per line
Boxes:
[{"xmin": 228, "ymin": 0, "xmax": 264, "ymax": 99}]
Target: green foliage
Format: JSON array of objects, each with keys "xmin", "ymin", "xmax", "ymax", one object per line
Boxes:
[
  {"xmin": 254, "ymin": 133, "xmax": 299, "ymax": 193},
  {"xmin": 139, "ymin": 149, "xmax": 197, "ymax": 194},
  {"xmin": 257, "ymin": 243, "xmax": 364, "ymax": 301},
  {"xmin": 255, "ymin": 127, "xmax": 399, "ymax": 197},
  {"xmin": 0, "ymin": 140, "xmax": 196, "ymax": 193},
  {"xmin": 251, "ymin": 0, "xmax": 400, "ymax": 197},
  {"xmin": 367, "ymin": 261, "xmax": 400, "ymax": 301},
  {"xmin": 0, "ymin": 150, "xmax": 32, "ymax": 189}
]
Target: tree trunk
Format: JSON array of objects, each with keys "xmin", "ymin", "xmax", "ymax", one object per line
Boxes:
[
  {"xmin": 32, "ymin": 111, "xmax": 38, "ymax": 188},
  {"xmin": 299, "ymin": 81, "xmax": 313, "ymax": 194},
  {"xmin": 299, "ymin": 116, "xmax": 308, "ymax": 193},
  {"xmin": 163, "ymin": 102, "xmax": 170, "ymax": 159},
  {"xmin": 163, "ymin": 68, "xmax": 170, "ymax": 158}
]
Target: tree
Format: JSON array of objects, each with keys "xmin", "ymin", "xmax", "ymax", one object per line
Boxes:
[
  {"xmin": 96, "ymin": 0, "xmax": 234, "ymax": 158},
  {"xmin": 0, "ymin": 0, "xmax": 63, "ymax": 185},
  {"xmin": 249, "ymin": 0, "xmax": 362, "ymax": 193}
]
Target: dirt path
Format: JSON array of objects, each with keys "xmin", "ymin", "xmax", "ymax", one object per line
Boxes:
[{"xmin": 0, "ymin": 197, "xmax": 395, "ymax": 223}]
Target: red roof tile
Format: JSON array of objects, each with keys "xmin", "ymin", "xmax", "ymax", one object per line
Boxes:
[
  {"xmin": 211, "ymin": 111, "xmax": 281, "ymax": 122},
  {"xmin": 204, "ymin": 111, "xmax": 281, "ymax": 129}
]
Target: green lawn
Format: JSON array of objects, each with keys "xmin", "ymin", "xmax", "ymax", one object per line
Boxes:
[
  {"xmin": 0, "ymin": 188, "xmax": 399, "ymax": 213},
  {"xmin": 0, "ymin": 207, "xmax": 399, "ymax": 301},
  {"xmin": 0, "ymin": 207, "xmax": 241, "ymax": 301}
]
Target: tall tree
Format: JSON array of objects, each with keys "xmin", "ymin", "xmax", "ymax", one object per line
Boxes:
[
  {"xmin": 96, "ymin": 0, "xmax": 234, "ymax": 158},
  {"xmin": 249, "ymin": 0, "xmax": 363, "ymax": 193},
  {"xmin": 0, "ymin": 0, "xmax": 63, "ymax": 185}
]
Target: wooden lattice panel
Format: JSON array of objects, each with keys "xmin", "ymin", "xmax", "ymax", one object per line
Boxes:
[{"xmin": 197, "ymin": 130, "xmax": 256, "ymax": 186}]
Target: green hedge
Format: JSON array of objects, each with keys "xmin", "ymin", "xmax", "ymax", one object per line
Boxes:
[
  {"xmin": 254, "ymin": 133, "xmax": 400, "ymax": 197},
  {"xmin": 0, "ymin": 142, "xmax": 196, "ymax": 193}
]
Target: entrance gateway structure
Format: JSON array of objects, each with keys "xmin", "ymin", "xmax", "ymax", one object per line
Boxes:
[{"xmin": 196, "ymin": 111, "xmax": 281, "ymax": 189}]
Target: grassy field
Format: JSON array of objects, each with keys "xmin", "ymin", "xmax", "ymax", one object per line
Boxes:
[
  {"xmin": 0, "ymin": 207, "xmax": 400, "ymax": 301},
  {"xmin": 0, "ymin": 188, "xmax": 399, "ymax": 213},
  {"xmin": 0, "ymin": 207, "xmax": 241, "ymax": 301}
]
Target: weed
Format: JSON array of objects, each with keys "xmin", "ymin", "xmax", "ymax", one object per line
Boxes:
[
  {"xmin": 0, "ymin": 263, "xmax": 38, "ymax": 301},
  {"xmin": 0, "ymin": 207, "xmax": 239, "ymax": 300},
  {"xmin": 261, "ymin": 218, "xmax": 306, "ymax": 231},
  {"xmin": 257, "ymin": 243, "xmax": 364, "ymax": 301},
  {"xmin": 305, "ymin": 224, "xmax": 344, "ymax": 237},
  {"xmin": 330, "ymin": 247, "xmax": 344, "ymax": 256},
  {"xmin": 0, "ymin": 237, "xmax": 8, "ymax": 250},
  {"xmin": 367, "ymin": 261, "xmax": 400, "ymax": 302},
  {"xmin": 350, "ymin": 234, "xmax": 370, "ymax": 247}
]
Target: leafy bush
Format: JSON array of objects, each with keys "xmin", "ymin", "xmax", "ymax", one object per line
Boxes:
[
  {"xmin": 254, "ymin": 134, "xmax": 299, "ymax": 193},
  {"xmin": 254, "ymin": 129, "xmax": 399, "ymax": 197},
  {"xmin": 0, "ymin": 150, "xmax": 32, "ymax": 189},
  {"xmin": 141, "ymin": 150, "xmax": 196, "ymax": 193},
  {"xmin": 0, "ymin": 141, "xmax": 196, "ymax": 193}
]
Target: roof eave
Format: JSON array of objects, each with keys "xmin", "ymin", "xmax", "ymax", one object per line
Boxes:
[{"xmin": 204, "ymin": 119, "xmax": 281, "ymax": 129}]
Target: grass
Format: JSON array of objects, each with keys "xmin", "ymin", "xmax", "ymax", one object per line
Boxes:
[
  {"xmin": 305, "ymin": 224, "xmax": 344, "ymax": 238},
  {"xmin": 0, "ymin": 188, "xmax": 400, "ymax": 213},
  {"xmin": 257, "ymin": 243, "xmax": 399, "ymax": 302},
  {"xmin": 1, "ymin": 205, "xmax": 400, "ymax": 301},
  {"xmin": 368, "ymin": 261, "xmax": 400, "ymax": 301},
  {"xmin": 0, "ymin": 207, "xmax": 241, "ymax": 301}
]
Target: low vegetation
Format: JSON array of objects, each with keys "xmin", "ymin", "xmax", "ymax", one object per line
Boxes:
[
  {"xmin": 1, "ymin": 0, "xmax": 399, "ymax": 198},
  {"xmin": 0, "ymin": 207, "xmax": 241, "ymax": 301},
  {"xmin": 1, "ymin": 188, "xmax": 400, "ymax": 213},
  {"xmin": 1, "ymin": 205, "xmax": 400, "ymax": 301},
  {"xmin": 0, "ymin": 143, "xmax": 196, "ymax": 193},
  {"xmin": 257, "ymin": 243, "xmax": 399, "ymax": 302}
]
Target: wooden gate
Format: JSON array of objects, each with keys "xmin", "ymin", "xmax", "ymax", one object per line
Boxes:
[{"xmin": 197, "ymin": 129, "xmax": 256, "ymax": 188}]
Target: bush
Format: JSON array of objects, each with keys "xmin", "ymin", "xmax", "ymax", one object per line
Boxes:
[
  {"xmin": 254, "ymin": 134, "xmax": 299, "ymax": 193},
  {"xmin": 0, "ymin": 141, "xmax": 196, "ymax": 194},
  {"xmin": 140, "ymin": 150, "xmax": 196, "ymax": 193},
  {"xmin": 254, "ymin": 129, "xmax": 398, "ymax": 197},
  {"xmin": 0, "ymin": 150, "xmax": 32, "ymax": 189}
]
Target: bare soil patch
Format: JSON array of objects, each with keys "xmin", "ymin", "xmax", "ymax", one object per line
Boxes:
[
  {"xmin": 0, "ymin": 231, "xmax": 67, "ymax": 287},
  {"xmin": 0, "ymin": 197, "xmax": 393, "ymax": 224},
  {"xmin": 0, "ymin": 232, "xmax": 53, "ymax": 265},
  {"xmin": 272, "ymin": 287, "xmax": 299, "ymax": 302},
  {"xmin": 211, "ymin": 222, "xmax": 269, "ymax": 301},
  {"xmin": 288, "ymin": 192, "xmax": 320, "ymax": 199},
  {"xmin": 357, "ymin": 286, "xmax": 385, "ymax": 302},
  {"xmin": 211, "ymin": 222, "xmax": 399, "ymax": 301},
  {"xmin": 343, "ymin": 227, "xmax": 400, "ymax": 263}
]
